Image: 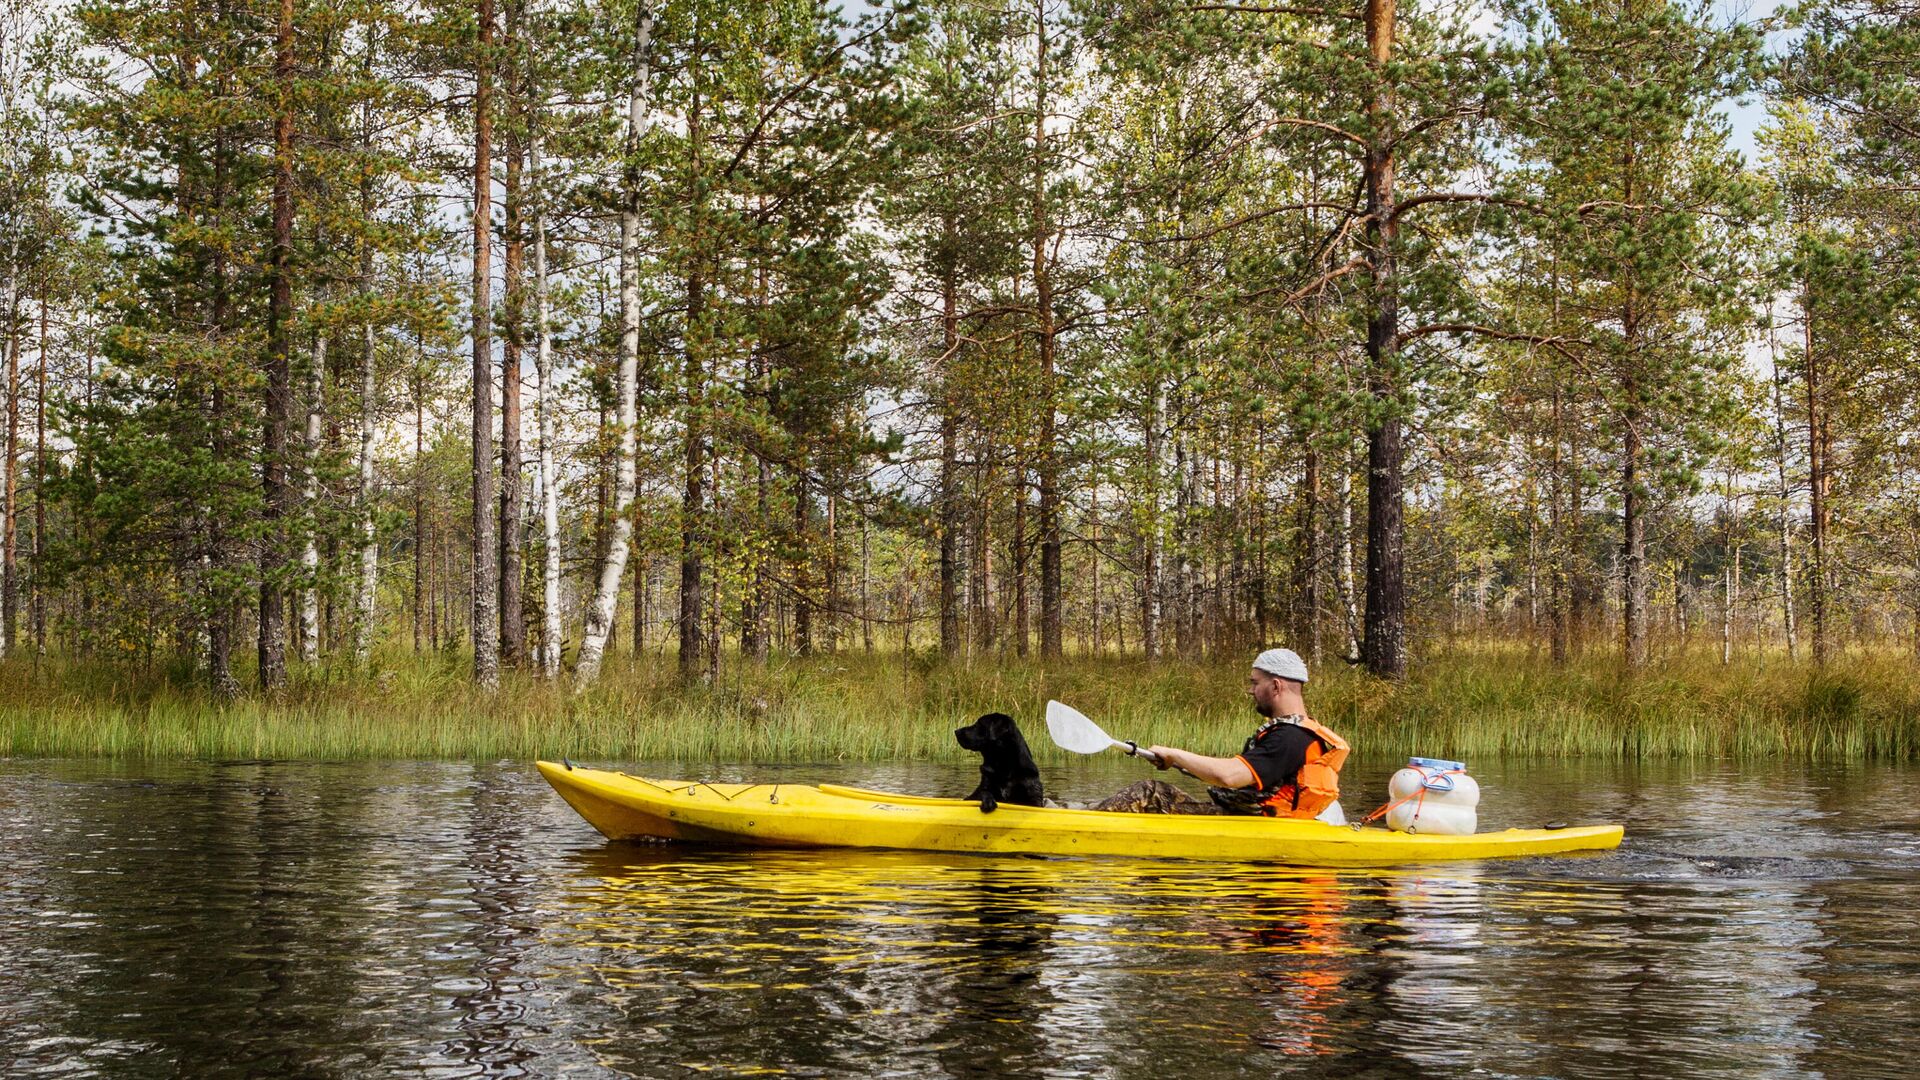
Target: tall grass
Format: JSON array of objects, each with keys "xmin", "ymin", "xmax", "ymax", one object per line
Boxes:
[{"xmin": 2, "ymin": 644, "xmax": 1916, "ymax": 761}]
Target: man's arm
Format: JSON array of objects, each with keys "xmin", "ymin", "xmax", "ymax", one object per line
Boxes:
[{"xmin": 1143, "ymin": 747, "xmax": 1255, "ymax": 789}]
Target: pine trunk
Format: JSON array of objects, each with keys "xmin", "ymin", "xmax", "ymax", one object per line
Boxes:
[
  {"xmin": 743, "ymin": 233, "xmax": 770, "ymax": 660},
  {"xmin": 32, "ymin": 296, "xmax": 46, "ymax": 656},
  {"xmin": 861, "ymin": 516, "xmax": 873, "ymax": 653},
  {"xmin": 1804, "ymin": 286, "xmax": 1829, "ymax": 665},
  {"xmin": 794, "ymin": 470, "xmax": 813, "ymax": 655},
  {"xmin": 352, "ymin": 235, "xmax": 378, "ymax": 655},
  {"xmin": 1012, "ymin": 470, "xmax": 1029, "ymax": 657},
  {"xmin": 1299, "ymin": 443, "xmax": 1320, "ymax": 661},
  {"xmin": 707, "ymin": 451, "xmax": 721, "ymax": 681},
  {"xmin": 414, "ymin": 368, "xmax": 425, "ymax": 653},
  {"xmin": 260, "ymin": 0, "xmax": 296, "ymax": 692},
  {"xmin": 677, "ymin": 75, "xmax": 706, "ymax": 683},
  {"xmin": 1622, "ymin": 391, "xmax": 1649, "ymax": 668},
  {"xmin": 2, "ymin": 284, "xmax": 17, "ymax": 657},
  {"xmin": 1032, "ymin": 0, "xmax": 1062, "ymax": 660},
  {"xmin": 1173, "ymin": 435, "xmax": 1192, "ymax": 657},
  {"xmin": 1550, "ymin": 382, "xmax": 1570, "ymax": 663},
  {"xmin": 1090, "ymin": 486, "xmax": 1102, "ymax": 653},
  {"xmin": 1567, "ymin": 397, "xmax": 1588, "ymax": 651},
  {"xmin": 971, "ymin": 470, "xmax": 992, "ymax": 654},
  {"xmin": 748, "ymin": 454, "xmax": 770, "ymax": 658},
  {"xmin": 1337, "ymin": 441, "xmax": 1361, "ymax": 661},
  {"xmin": 938, "ymin": 262, "xmax": 961, "ymax": 658},
  {"xmin": 1358, "ymin": 0, "xmax": 1406, "ymax": 680},
  {"xmin": 1772, "ymin": 331, "xmax": 1797, "ymax": 658},
  {"xmin": 825, "ymin": 491, "xmax": 839, "ymax": 653},
  {"xmin": 1142, "ymin": 384, "xmax": 1162, "ymax": 660},
  {"xmin": 678, "ymin": 265, "xmax": 706, "ymax": 678},
  {"xmin": 1723, "ymin": 520, "xmax": 1741, "ymax": 665},
  {"xmin": 470, "ymin": 0, "xmax": 501, "ymax": 689}
]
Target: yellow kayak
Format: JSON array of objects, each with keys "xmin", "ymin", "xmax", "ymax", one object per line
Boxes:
[{"xmin": 538, "ymin": 762, "xmax": 1623, "ymax": 866}]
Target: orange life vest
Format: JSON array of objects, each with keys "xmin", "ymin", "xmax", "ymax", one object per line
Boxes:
[{"xmin": 1258, "ymin": 716, "xmax": 1349, "ymax": 819}]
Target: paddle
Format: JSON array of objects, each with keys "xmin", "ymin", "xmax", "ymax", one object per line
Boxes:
[
  {"xmin": 1047, "ymin": 699, "xmax": 1351, "ymax": 825},
  {"xmin": 1045, "ymin": 700, "xmax": 1164, "ymax": 765}
]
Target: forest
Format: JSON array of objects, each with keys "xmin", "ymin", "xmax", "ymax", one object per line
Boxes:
[{"xmin": 0, "ymin": 0, "xmax": 1916, "ymax": 722}]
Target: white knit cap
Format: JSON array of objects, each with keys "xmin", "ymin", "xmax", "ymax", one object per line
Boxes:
[{"xmin": 1253, "ymin": 647, "xmax": 1309, "ymax": 684}]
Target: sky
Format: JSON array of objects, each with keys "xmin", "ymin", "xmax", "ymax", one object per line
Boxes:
[{"xmin": 1717, "ymin": 0, "xmax": 1797, "ymax": 162}]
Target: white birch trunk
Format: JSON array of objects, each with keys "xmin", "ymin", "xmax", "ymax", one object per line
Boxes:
[
  {"xmin": 352, "ymin": 49, "xmax": 381, "ymax": 666},
  {"xmin": 300, "ymin": 315, "xmax": 326, "ymax": 663},
  {"xmin": 533, "ymin": 131, "xmax": 563, "ymax": 679},
  {"xmin": 574, "ymin": 9, "xmax": 653, "ymax": 685},
  {"xmin": 353, "ymin": 318, "xmax": 377, "ymax": 663}
]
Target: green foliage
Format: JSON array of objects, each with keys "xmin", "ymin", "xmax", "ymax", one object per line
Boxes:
[{"xmin": 2, "ymin": 0, "xmax": 1917, "ymax": 714}]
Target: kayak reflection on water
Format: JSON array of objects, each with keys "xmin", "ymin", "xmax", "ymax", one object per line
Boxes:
[{"xmin": 553, "ymin": 846, "xmax": 1438, "ymax": 1072}]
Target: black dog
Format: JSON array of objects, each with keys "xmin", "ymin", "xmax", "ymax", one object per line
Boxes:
[{"xmin": 954, "ymin": 712, "xmax": 1046, "ymax": 813}]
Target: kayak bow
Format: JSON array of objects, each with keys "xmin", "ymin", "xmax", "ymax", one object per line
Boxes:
[{"xmin": 536, "ymin": 761, "xmax": 1622, "ymax": 866}]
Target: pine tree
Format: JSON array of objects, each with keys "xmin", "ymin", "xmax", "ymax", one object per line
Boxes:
[
  {"xmin": 65, "ymin": 0, "xmax": 301, "ymax": 692},
  {"xmin": 1781, "ymin": 4, "xmax": 1920, "ymax": 662},
  {"xmin": 1083, "ymin": 0, "xmax": 1528, "ymax": 676},
  {"xmin": 1509, "ymin": 0, "xmax": 1764, "ymax": 667},
  {"xmin": 886, "ymin": 0, "xmax": 1024, "ymax": 660}
]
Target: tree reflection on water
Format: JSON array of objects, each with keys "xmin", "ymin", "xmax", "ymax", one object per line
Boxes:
[{"xmin": 3, "ymin": 758, "xmax": 1917, "ymax": 1078}]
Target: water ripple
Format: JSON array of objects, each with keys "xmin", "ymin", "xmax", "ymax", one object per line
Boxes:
[{"xmin": 3, "ymin": 758, "xmax": 1917, "ymax": 1078}]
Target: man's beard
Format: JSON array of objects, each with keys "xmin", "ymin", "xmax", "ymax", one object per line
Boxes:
[{"xmin": 1252, "ymin": 696, "xmax": 1276, "ymax": 718}]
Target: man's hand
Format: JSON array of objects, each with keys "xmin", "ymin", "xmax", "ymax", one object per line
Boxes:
[{"xmin": 1146, "ymin": 746, "xmax": 1177, "ymax": 771}]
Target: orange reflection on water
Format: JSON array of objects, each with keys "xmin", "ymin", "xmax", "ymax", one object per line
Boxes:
[{"xmin": 538, "ymin": 844, "xmax": 1495, "ymax": 1071}]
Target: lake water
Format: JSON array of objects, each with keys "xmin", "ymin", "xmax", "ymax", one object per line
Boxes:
[{"xmin": 4, "ymin": 757, "xmax": 1917, "ymax": 1078}]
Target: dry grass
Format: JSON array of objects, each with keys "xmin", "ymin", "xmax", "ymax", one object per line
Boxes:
[{"xmin": 2, "ymin": 643, "xmax": 1916, "ymax": 761}]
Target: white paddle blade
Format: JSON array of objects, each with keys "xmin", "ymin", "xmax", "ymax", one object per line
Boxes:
[
  {"xmin": 1045, "ymin": 700, "xmax": 1117, "ymax": 755},
  {"xmin": 1046, "ymin": 701, "xmax": 1162, "ymax": 763}
]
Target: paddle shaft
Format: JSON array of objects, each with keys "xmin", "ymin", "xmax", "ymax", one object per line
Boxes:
[{"xmin": 1117, "ymin": 739, "xmax": 1202, "ymax": 780}]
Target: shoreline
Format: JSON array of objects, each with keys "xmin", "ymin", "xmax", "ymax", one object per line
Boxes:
[{"xmin": 4, "ymin": 647, "xmax": 1915, "ymax": 762}]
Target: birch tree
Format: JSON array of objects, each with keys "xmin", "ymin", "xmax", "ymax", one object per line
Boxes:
[
  {"xmin": 573, "ymin": 3, "xmax": 652, "ymax": 685},
  {"xmin": 533, "ymin": 127, "xmax": 562, "ymax": 677}
]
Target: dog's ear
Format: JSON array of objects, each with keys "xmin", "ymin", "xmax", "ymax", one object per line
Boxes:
[
  {"xmin": 989, "ymin": 713, "xmax": 1034, "ymax": 753},
  {"xmin": 982, "ymin": 712, "xmax": 1015, "ymax": 737}
]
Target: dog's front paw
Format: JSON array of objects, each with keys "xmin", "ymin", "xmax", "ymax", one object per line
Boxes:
[{"xmin": 979, "ymin": 797, "xmax": 998, "ymax": 814}]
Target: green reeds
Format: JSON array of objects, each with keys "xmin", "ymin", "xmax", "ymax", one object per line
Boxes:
[{"xmin": 2, "ymin": 645, "xmax": 1916, "ymax": 761}]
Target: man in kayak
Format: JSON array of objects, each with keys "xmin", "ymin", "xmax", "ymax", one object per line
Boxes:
[{"xmin": 1093, "ymin": 648, "xmax": 1349, "ymax": 819}]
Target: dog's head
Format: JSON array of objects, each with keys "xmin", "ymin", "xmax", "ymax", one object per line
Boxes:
[{"xmin": 955, "ymin": 712, "xmax": 1020, "ymax": 754}]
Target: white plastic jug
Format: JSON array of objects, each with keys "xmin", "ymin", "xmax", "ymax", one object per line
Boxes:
[{"xmin": 1386, "ymin": 757, "xmax": 1479, "ymax": 835}]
